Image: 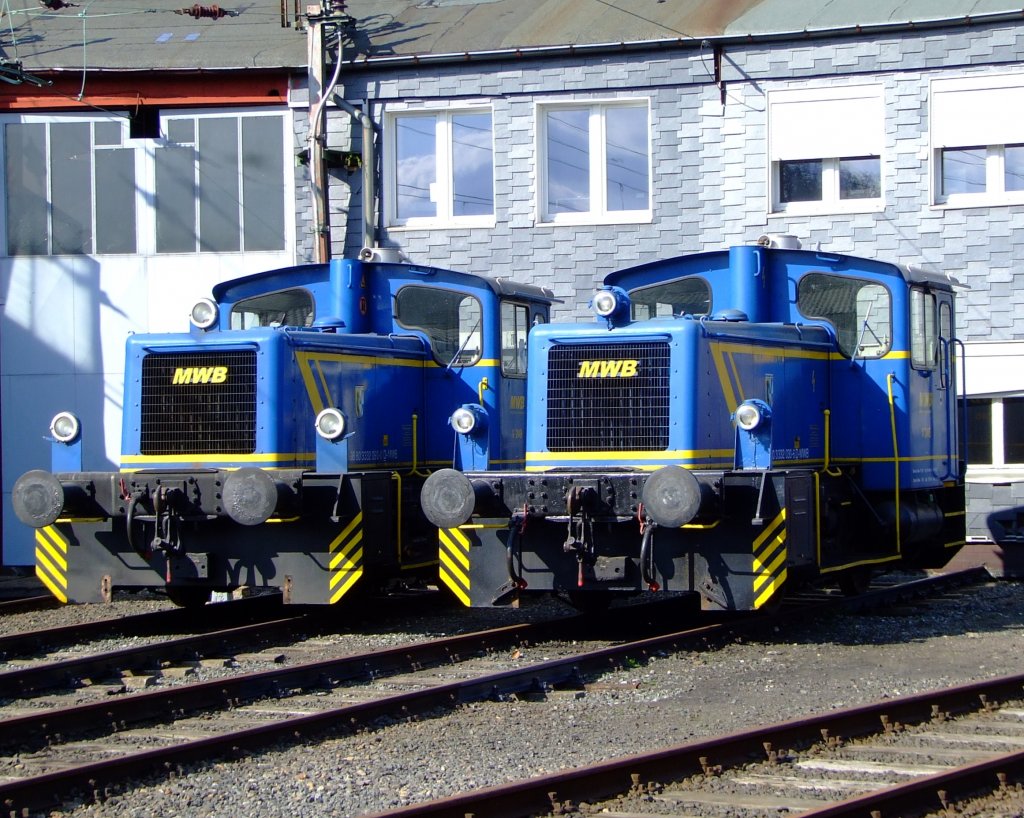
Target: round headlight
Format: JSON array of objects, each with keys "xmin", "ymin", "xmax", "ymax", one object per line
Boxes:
[
  {"xmin": 190, "ymin": 298, "xmax": 218, "ymax": 330},
  {"xmin": 50, "ymin": 411, "xmax": 80, "ymax": 444},
  {"xmin": 734, "ymin": 402, "xmax": 762, "ymax": 431},
  {"xmin": 592, "ymin": 289, "xmax": 618, "ymax": 318},
  {"xmin": 451, "ymin": 407, "xmax": 477, "ymax": 435},
  {"xmin": 315, "ymin": 407, "xmax": 347, "ymax": 440}
]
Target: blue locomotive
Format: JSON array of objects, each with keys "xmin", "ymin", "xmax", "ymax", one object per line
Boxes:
[
  {"xmin": 12, "ymin": 259, "xmax": 555, "ymax": 605},
  {"xmin": 421, "ymin": 239, "xmax": 967, "ymax": 610}
]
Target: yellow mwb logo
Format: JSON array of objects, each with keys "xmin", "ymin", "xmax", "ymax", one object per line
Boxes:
[
  {"xmin": 172, "ymin": 366, "xmax": 228, "ymax": 385},
  {"xmin": 577, "ymin": 359, "xmax": 639, "ymax": 378}
]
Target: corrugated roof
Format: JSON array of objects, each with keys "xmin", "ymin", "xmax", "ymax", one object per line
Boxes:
[
  {"xmin": 0, "ymin": 0, "xmax": 1020, "ymax": 73},
  {"xmin": 0, "ymin": 1, "xmax": 308, "ymax": 72}
]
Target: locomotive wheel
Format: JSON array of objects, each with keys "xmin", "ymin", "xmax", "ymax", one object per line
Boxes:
[
  {"xmin": 565, "ymin": 590, "xmax": 613, "ymax": 613},
  {"xmin": 165, "ymin": 586, "xmax": 211, "ymax": 608},
  {"xmin": 837, "ymin": 566, "xmax": 872, "ymax": 597}
]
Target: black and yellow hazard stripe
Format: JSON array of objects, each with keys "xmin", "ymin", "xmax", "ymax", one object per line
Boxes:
[
  {"xmin": 438, "ymin": 527, "xmax": 471, "ymax": 606},
  {"xmin": 328, "ymin": 513, "xmax": 364, "ymax": 604},
  {"xmin": 35, "ymin": 525, "xmax": 69, "ymax": 604},
  {"xmin": 752, "ymin": 509, "xmax": 787, "ymax": 609}
]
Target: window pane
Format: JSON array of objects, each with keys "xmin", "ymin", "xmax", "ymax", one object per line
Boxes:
[
  {"xmin": 1004, "ymin": 397, "xmax": 1024, "ymax": 465},
  {"xmin": 198, "ymin": 118, "xmax": 240, "ymax": 252},
  {"xmin": 910, "ymin": 288, "xmax": 936, "ymax": 369},
  {"xmin": 452, "ymin": 112, "xmax": 493, "ymax": 217},
  {"xmin": 966, "ymin": 399, "xmax": 992, "ymax": 465},
  {"xmin": 155, "ymin": 143, "xmax": 196, "ymax": 253},
  {"xmin": 630, "ymin": 277, "xmax": 711, "ymax": 319},
  {"xmin": 395, "ymin": 286, "xmax": 481, "ymax": 366},
  {"xmin": 231, "ymin": 288, "xmax": 313, "ymax": 329},
  {"xmin": 95, "ymin": 148, "xmax": 137, "ymax": 254},
  {"xmin": 396, "ymin": 115, "xmax": 436, "ymax": 219},
  {"xmin": 798, "ymin": 273, "xmax": 890, "ymax": 359},
  {"xmin": 94, "ymin": 121, "xmax": 122, "ymax": 147},
  {"xmin": 501, "ymin": 302, "xmax": 528, "ymax": 375},
  {"xmin": 839, "ymin": 156, "xmax": 880, "ymax": 199},
  {"xmin": 941, "ymin": 147, "xmax": 986, "ymax": 195},
  {"xmin": 1005, "ymin": 144, "xmax": 1024, "ymax": 191},
  {"xmin": 241, "ymin": 116, "xmax": 285, "ymax": 251},
  {"xmin": 5, "ymin": 123, "xmax": 47, "ymax": 255},
  {"xmin": 779, "ymin": 159, "xmax": 822, "ymax": 202},
  {"xmin": 546, "ymin": 108, "xmax": 589, "ymax": 215},
  {"xmin": 167, "ymin": 118, "xmax": 195, "ymax": 143},
  {"xmin": 50, "ymin": 122, "xmax": 92, "ymax": 254},
  {"xmin": 605, "ymin": 106, "xmax": 649, "ymax": 211}
]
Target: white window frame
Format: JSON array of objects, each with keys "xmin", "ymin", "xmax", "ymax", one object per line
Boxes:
[
  {"xmin": 383, "ymin": 106, "xmax": 496, "ymax": 229},
  {"xmin": 767, "ymin": 85, "xmax": 885, "ymax": 216},
  {"xmin": 152, "ymin": 108, "xmax": 291, "ymax": 255},
  {"xmin": 931, "ymin": 74, "xmax": 1024, "ymax": 208},
  {"xmin": 536, "ymin": 99, "xmax": 652, "ymax": 226},
  {"xmin": 0, "ymin": 107, "xmax": 292, "ymax": 257},
  {"xmin": 966, "ymin": 396, "xmax": 1024, "ymax": 481},
  {"xmin": 0, "ymin": 111, "xmax": 144, "ymax": 256},
  {"xmin": 962, "ymin": 342, "xmax": 1024, "ymax": 482}
]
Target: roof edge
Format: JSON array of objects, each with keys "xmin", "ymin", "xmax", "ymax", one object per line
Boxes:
[{"xmin": 342, "ymin": 9, "xmax": 1024, "ymax": 69}]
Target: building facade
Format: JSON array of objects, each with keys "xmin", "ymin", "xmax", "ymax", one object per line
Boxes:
[{"xmin": 311, "ymin": 5, "xmax": 1024, "ymax": 545}]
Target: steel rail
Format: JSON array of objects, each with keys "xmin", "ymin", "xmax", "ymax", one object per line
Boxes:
[
  {"xmin": 368, "ymin": 671, "xmax": 1024, "ymax": 818},
  {"xmin": 798, "ymin": 747, "xmax": 1024, "ymax": 817},
  {"xmin": 0, "ymin": 594, "xmax": 60, "ymax": 616},
  {"xmin": 0, "ymin": 596, "xmax": 699, "ymax": 753},
  {"xmin": 0, "ymin": 613, "xmax": 319, "ymax": 698},
  {"xmin": 0, "ymin": 592, "xmax": 286, "ymax": 660},
  {"xmin": 0, "ymin": 569, "xmax": 990, "ymax": 815}
]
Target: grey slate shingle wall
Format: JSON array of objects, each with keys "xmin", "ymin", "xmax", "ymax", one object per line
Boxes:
[{"xmin": 300, "ymin": 19, "xmax": 1024, "ymax": 543}]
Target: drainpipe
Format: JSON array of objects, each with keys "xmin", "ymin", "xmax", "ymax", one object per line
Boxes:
[{"xmin": 333, "ymin": 95, "xmax": 376, "ymax": 258}]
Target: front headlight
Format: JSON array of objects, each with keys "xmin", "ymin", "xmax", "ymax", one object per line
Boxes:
[
  {"xmin": 451, "ymin": 407, "xmax": 477, "ymax": 434},
  {"xmin": 190, "ymin": 298, "xmax": 218, "ymax": 330},
  {"xmin": 592, "ymin": 289, "xmax": 619, "ymax": 318},
  {"xmin": 734, "ymin": 400, "xmax": 770, "ymax": 431},
  {"xmin": 50, "ymin": 411, "xmax": 80, "ymax": 444},
  {"xmin": 315, "ymin": 407, "xmax": 347, "ymax": 440}
]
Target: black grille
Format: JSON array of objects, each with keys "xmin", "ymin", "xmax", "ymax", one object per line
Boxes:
[
  {"xmin": 140, "ymin": 351, "xmax": 257, "ymax": 455},
  {"xmin": 547, "ymin": 341, "xmax": 670, "ymax": 452}
]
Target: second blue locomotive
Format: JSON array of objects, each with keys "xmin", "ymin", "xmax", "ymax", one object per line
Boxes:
[{"xmin": 422, "ymin": 239, "xmax": 967, "ymax": 610}]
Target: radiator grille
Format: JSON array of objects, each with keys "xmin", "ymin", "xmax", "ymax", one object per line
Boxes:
[
  {"xmin": 546, "ymin": 341, "xmax": 671, "ymax": 452},
  {"xmin": 140, "ymin": 351, "xmax": 257, "ymax": 455}
]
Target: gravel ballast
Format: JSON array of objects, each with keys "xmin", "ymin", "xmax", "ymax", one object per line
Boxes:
[{"xmin": 11, "ymin": 577, "xmax": 1024, "ymax": 818}]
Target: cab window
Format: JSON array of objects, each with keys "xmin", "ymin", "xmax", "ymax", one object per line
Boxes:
[
  {"xmin": 501, "ymin": 302, "xmax": 529, "ymax": 376},
  {"xmin": 629, "ymin": 277, "xmax": 711, "ymax": 319},
  {"xmin": 911, "ymin": 288, "xmax": 938, "ymax": 370},
  {"xmin": 798, "ymin": 273, "xmax": 891, "ymax": 359},
  {"xmin": 230, "ymin": 288, "xmax": 314, "ymax": 329},
  {"xmin": 395, "ymin": 286, "xmax": 482, "ymax": 366}
]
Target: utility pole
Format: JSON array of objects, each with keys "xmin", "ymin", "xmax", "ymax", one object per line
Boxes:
[{"xmin": 306, "ymin": 1, "xmax": 351, "ymax": 263}]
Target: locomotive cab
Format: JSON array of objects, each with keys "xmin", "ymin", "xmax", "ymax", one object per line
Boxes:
[
  {"xmin": 13, "ymin": 258, "xmax": 555, "ymax": 605},
  {"xmin": 422, "ymin": 242, "xmax": 966, "ymax": 611}
]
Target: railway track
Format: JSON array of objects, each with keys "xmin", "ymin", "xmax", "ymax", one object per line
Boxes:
[
  {"xmin": 370, "ymin": 673, "xmax": 1024, "ymax": 817},
  {"xmin": 0, "ymin": 569, "xmax": 990, "ymax": 815}
]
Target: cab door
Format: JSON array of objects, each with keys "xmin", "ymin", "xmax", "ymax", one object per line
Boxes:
[
  {"xmin": 937, "ymin": 292, "xmax": 959, "ymax": 480},
  {"xmin": 494, "ymin": 300, "xmax": 547, "ymax": 469},
  {"xmin": 908, "ymin": 287, "xmax": 954, "ymax": 485}
]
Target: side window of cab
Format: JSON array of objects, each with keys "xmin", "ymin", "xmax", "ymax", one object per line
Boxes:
[
  {"xmin": 910, "ymin": 287, "xmax": 938, "ymax": 370},
  {"xmin": 395, "ymin": 286, "xmax": 482, "ymax": 366},
  {"xmin": 501, "ymin": 302, "xmax": 530, "ymax": 376},
  {"xmin": 798, "ymin": 272, "xmax": 891, "ymax": 359}
]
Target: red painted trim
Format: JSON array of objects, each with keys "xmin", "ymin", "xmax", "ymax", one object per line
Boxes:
[{"xmin": 0, "ymin": 72, "xmax": 292, "ymax": 111}]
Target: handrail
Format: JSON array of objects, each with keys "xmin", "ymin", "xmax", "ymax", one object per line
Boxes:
[{"xmin": 886, "ymin": 372, "xmax": 901, "ymax": 553}]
